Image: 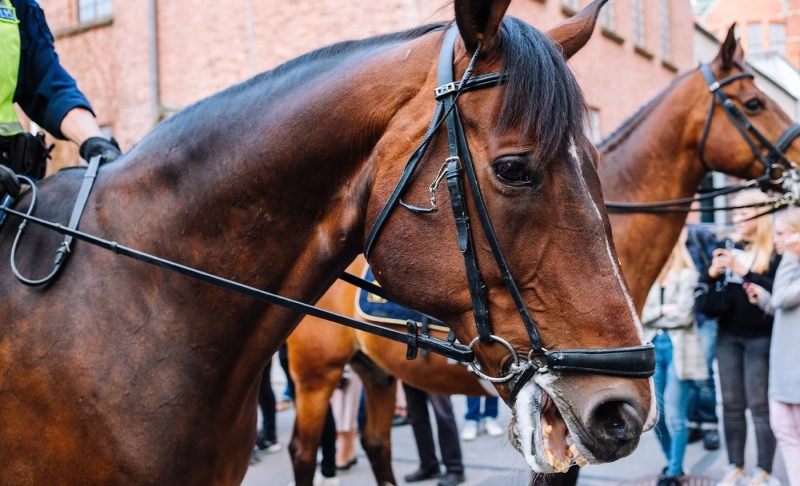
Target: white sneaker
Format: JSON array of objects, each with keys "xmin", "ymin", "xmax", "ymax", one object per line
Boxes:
[
  {"xmin": 749, "ymin": 467, "xmax": 781, "ymax": 486},
  {"xmin": 460, "ymin": 420, "xmax": 479, "ymax": 441},
  {"xmin": 312, "ymin": 471, "xmax": 340, "ymax": 486},
  {"xmin": 716, "ymin": 465, "xmax": 749, "ymax": 486},
  {"xmin": 484, "ymin": 417, "xmax": 504, "ymax": 437}
]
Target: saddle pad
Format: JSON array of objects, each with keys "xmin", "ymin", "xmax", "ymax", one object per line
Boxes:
[{"xmin": 355, "ymin": 265, "xmax": 450, "ymax": 333}]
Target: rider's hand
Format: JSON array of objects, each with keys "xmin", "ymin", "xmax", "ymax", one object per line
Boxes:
[
  {"xmin": 0, "ymin": 165, "xmax": 21, "ymax": 200},
  {"xmin": 79, "ymin": 137, "xmax": 122, "ymax": 164}
]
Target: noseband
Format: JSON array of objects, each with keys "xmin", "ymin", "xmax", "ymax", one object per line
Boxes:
[
  {"xmin": 698, "ymin": 63, "xmax": 800, "ymax": 186},
  {"xmin": 364, "ymin": 27, "xmax": 655, "ymax": 406}
]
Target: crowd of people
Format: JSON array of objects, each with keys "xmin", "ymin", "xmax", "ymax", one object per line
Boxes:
[{"xmin": 646, "ymin": 190, "xmax": 800, "ymax": 486}]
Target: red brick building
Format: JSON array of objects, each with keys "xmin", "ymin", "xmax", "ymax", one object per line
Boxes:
[
  {"xmin": 30, "ymin": 0, "xmax": 693, "ymax": 170},
  {"xmin": 697, "ymin": 0, "xmax": 800, "ymax": 69}
]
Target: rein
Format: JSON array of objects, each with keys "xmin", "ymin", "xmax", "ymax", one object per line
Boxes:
[
  {"xmin": 2, "ymin": 27, "xmax": 656, "ymax": 406},
  {"xmin": 604, "ymin": 64, "xmax": 800, "ymax": 217}
]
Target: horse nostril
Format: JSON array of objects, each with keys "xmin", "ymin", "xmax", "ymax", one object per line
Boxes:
[{"xmin": 589, "ymin": 400, "xmax": 643, "ymax": 446}]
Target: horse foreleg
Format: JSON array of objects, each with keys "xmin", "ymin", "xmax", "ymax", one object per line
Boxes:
[
  {"xmin": 351, "ymin": 351, "xmax": 398, "ymax": 486},
  {"xmin": 288, "ymin": 368, "xmax": 344, "ymax": 486}
]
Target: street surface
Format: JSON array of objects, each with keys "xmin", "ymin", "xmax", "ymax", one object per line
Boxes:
[{"xmin": 243, "ymin": 364, "xmax": 789, "ymax": 486}]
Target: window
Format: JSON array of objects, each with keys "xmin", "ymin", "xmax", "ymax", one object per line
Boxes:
[
  {"xmin": 561, "ymin": 0, "xmax": 580, "ymax": 12},
  {"xmin": 659, "ymin": 0, "xmax": 671, "ymax": 61},
  {"xmin": 587, "ymin": 108, "xmax": 601, "ymax": 144},
  {"xmin": 600, "ymin": 0, "xmax": 616, "ymax": 31},
  {"xmin": 632, "ymin": 0, "xmax": 646, "ymax": 48},
  {"xmin": 79, "ymin": 0, "xmax": 112, "ymax": 24},
  {"xmin": 747, "ymin": 22, "xmax": 763, "ymax": 54},
  {"xmin": 770, "ymin": 23, "xmax": 786, "ymax": 55}
]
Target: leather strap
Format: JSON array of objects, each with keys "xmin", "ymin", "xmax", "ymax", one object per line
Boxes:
[{"xmin": 776, "ymin": 123, "xmax": 800, "ymax": 153}]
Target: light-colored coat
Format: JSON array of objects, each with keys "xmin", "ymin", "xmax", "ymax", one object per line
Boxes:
[
  {"xmin": 642, "ymin": 268, "xmax": 709, "ymax": 381},
  {"xmin": 769, "ymin": 253, "xmax": 800, "ymax": 404}
]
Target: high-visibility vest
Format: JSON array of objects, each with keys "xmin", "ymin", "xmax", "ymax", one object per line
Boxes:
[{"xmin": 0, "ymin": 0, "xmax": 22, "ymax": 136}]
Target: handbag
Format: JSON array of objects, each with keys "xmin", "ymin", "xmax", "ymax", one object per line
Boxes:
[{"xmin": 696, "ymin": 238, "xmax": 734, "ymax": 318}]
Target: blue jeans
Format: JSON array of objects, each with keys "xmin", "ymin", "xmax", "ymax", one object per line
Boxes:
[
  {"xmin": 465, "ymin": 396, "xmax": 498, "ymax": 422},
  {"xmin": 687, "ymin": 319, "xmax": 719, "ymax": 425},
  {"xmin": 653, "ymin": 332, "xmax": 691, "ymax": 477}
]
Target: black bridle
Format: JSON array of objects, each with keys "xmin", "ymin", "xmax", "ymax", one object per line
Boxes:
[
  {"xmin": 606, "ymin": 63, "xmax": 800, "ymax": 216},
  {"xmin": 1, "ymin": 27, "xmax": 656, "ymax": 407},
  {"xmin": 365, "ymin": 27, "xmax": 655, "ymax": 405}
]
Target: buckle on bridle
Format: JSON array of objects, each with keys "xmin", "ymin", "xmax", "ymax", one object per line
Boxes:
[{"xmin": 434, "ymin": 82, "xmax": 457, "ymax": 99}]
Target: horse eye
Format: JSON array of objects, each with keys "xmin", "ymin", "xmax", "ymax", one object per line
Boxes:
[
  {"xmin": 744, "ymin": 98, "xmax": 765, "ymax": 112},
  {"xmin": 492, "ymin": 159, "xmax": 534, "ymax": 187}
]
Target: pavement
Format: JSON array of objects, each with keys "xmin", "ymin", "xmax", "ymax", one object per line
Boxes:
[{"xmin": 242, "ymin": 365, "xmax": 790, "ymax": 486}]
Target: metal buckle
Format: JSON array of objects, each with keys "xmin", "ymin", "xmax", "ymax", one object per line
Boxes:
[
  {"xmin": 708, "ymin": 81, "xmax": 721, "ymax": 92},
  {"xmin": 466, "ymin": 334, "xmax": 525, "ymax": 383},
  {"xmin": 434, "ymin": 82, "xmax": 457, "ymax": 99}
]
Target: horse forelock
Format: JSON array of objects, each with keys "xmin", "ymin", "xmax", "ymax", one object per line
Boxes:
[{"xmin": 497, "ymin": 17, "xmax": 587, "ymax": 163}]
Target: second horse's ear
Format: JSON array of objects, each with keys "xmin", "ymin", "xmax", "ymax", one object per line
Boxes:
[
  {"xmin": 546, "ymin": 0, "xmax": 607, "ymax": 60},
  {"xmin": 454, "ymin": 0, "xmax": 512, "ymax": 52},
  {"xmin": 715, "ymin": 23, "xmax": 744, "ymax": 71}
]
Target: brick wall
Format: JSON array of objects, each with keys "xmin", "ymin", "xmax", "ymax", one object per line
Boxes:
[{"xmin": 32, "ymin": 0, "xmax": 693, "ymax": 171}]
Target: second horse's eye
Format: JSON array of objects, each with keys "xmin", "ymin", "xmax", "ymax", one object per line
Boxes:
[
  {"xmin": 492, "ymin": 159, "xmax": 534, "ymax": 186},
  {"xmin": 744, "ymin": 98, "xmax": 765, "ymax": 112}
]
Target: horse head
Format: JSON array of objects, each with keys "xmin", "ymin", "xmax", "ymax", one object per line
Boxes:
[
  {"xmin": 693, "ymin": 24, "xmax": 800, "ymax": 182},
  {"xmin": 364, "ymin": 0, "xmax": 654, "ymax": 473}
]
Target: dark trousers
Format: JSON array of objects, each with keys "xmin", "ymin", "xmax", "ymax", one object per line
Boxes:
[
  {"xmin": 717, "ymin": 331, "xmax": 776, "ymax": 472},
  {"xmin": 258, "ymin": 358, "xmax": 277, "ymax": 443},
  {"xmin": 320, "ymin": 406, "xmax": 337, "ymax": 478},
  {"xmin": 279, "ymin": 344, "xmax": 295, "ymax": 400},
  {"xmin": 403, "ymin": 383, "xmax": 463, "ymax": 475}
]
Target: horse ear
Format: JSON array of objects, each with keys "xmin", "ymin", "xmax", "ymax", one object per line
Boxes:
[
  {"xmin": 715, "ymin": 24, "xmax": 744, "ymax": 70},
  {"xmin": 546, "ymin": 0, "xmax": 608, "ymax": 60},
  {"xmin": 454, "ymin": 0, "xmax": 512, "ymax": 52}
]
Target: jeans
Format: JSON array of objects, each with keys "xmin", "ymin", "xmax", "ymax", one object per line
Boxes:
[
  {"xmin": 653, "ymin": 332, "xmax": 691, "ymax": 477},
  {"xmin": 716, "ymin": 331, "xmax": 775, "ymax": 472},
  {"xmin": 403, "ymin": 383, "xmax": 463, "ymax": 474},
  {"xmin": 687, "ymin": 319, "xmax": 719, "ymax": 426},
  {"xmin": 465, "ymin": 396, "xmax": 498, "ymax": 422},
  {"xmin": 278, "ymin": 343, "xmax": 294, "ymax": 401}
]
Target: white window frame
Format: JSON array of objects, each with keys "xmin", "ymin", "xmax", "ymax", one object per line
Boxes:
[
  {"xmin": 659, "ymin": 0, "xmax": 671, "ymax": 61},
  {"xmin": 561, "ymin": 0, "xmax": 580, "ymax": 12},
  {"xmin": 747, "ymin": 21, "xmax": 763, "ymax": 54},
  {"xmin": 600, "ymin": 0, "xmax": 616, "ymax": 32},
  {"xmin": 770, "ymin": 23, "xmax": 786, "ymax": 55},
  {"xmin": 632, "ymin": 0, "xmax": 646, "ymax": 48},
  {"xmin": 78, "ymin": 0, "xmax": 113, "ymax": 24}
]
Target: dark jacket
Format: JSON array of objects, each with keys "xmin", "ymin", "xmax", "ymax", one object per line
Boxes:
[
  {"xmin": 686, "ymin": 224, "xmax": 717, "ymax": 323},
  {"xmin": 11, "ymin": 0, "xmax": 93, "ymax": 139},
  {"xmin": 700, "ymin": 239, "xmax": 781, "ymax": 337}
]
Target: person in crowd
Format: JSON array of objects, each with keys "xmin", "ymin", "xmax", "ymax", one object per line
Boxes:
[
  {"xmin": 684, "ymin": 209, "xmax": 721, "ymax": 451},
  {"xmin": 393, "ymin": 380, "xmax": 409, "ymax": 427},
  {"xmin": 402, "ymin": 383, "xmax": 465, "ymax": 486},
  {"xmin": 701, "ymin": 190, "xmax": 781, "ymax": 486},
  {"xmin": 0, "ymin": 0, "xmax": 121, "ymax": 201},
  {"xmin": 460, "ymin": 396, "xmax": 503, "ymax": 441},
  {"xmin": 330, "ymin": 364, "xmax": 362, "ymax": 473},
  {"xmin": 314, "ymin": 406, "xmax": 339, "ymax": 486},
  {"xmin": 744, "ymin": 210, "xmax": 800, "ymax": 486},
  {"xmin": 643, "ymin": 231, "xmax": 708, "ymax": 486},
  {"xmin": 276, "ymin": 343, "xmax": 294, "ymax": 411},
  {"xmin": 250, "ymin": 356, "xmax": 283, "ymax": 465}
]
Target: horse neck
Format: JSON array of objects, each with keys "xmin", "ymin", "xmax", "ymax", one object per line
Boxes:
[
  {"xmin": 97, "ymin": 38, "xmax": 435, "ymax": 349},
  {"xmin": 597, "ymin": 72, "xmax": 707, "ymax": 309}
]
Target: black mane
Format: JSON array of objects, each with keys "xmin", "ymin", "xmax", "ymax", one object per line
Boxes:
[{"xmin": 156, "ymin": 18, "xmax": 586, "ymax": 161}]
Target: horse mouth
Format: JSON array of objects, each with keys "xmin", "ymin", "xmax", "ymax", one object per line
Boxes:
[{"xmin": 509, "ymin": 379, "xmax": 591, "ymax": 473}]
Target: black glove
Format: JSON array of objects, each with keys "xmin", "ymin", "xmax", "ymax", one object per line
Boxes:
[
  {"xmin": 79, "ymin": 136, "xmax": 122, "ymax": 164},
  {"xmin": 0, "ymin": 164, "xmax": 21, "ymax": 200}
]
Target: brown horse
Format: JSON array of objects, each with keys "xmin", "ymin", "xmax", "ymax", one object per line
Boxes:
[
  {"xmin": 0, "ymin": 0, "xmax": 650, "ymax": 484},
  {"xmin": 285, "ymin": 23, "xmax": 800, "ymax": 486}
]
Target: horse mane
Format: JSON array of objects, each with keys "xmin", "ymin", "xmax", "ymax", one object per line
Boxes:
[
  {"xmin": 154, "ymin": 18, "xmax": 586, "ymax": 162},
  {"xmin": 597, "ymin": 69, "xmax": 696, "ymax": 154}
]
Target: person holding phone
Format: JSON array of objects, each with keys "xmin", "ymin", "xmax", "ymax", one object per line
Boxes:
[{"xmin": 701, "ymin": 190, "xmax": 781, "ymax": 486}]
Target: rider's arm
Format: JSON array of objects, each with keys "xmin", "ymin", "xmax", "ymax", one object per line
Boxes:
[{"xmin": 12, "ymin": 0, "xmax": 95, "ymax": 141}]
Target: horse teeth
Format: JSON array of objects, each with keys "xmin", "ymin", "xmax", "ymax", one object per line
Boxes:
[
  {"xmin": 569, "ymin": 444, "xmax": 588, "ymax": 467},
  {"xmin": 565, "ymin": 447, "xmax": 573, "ymax": 459},
  {"xmin": 545, "ymin": 449, "xmax": 555, "ymax": 468},
  {"xmin": 544, "ymin": 425, "xmax": 553, "ymax": 435}
]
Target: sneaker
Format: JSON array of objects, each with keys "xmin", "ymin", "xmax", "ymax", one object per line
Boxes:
[
  {"xmin": 312, "ymin": 471, "xmax": 340, "ymax": 486},
  {"xmin": 255, "ymin": 438, "xmax": 283, "ymax": 457},
  {"xmin": 658, "ymin": 475, "xmax": 683, "ymax": 486},
  {"xmin": 437, "ymin": 472, "xmax": 466, "ymax": 486},
  {"xmin": 276, "ymin": 399, "xmax": 293, "ymax": 412},
  {"xmin": 484, "ymin": 417, "xmax": 504, "ymax": 437},
  {"xmin": 749, "ymin": 467, "xmax": 781, "ymax": 486},
  {"xmin": 249, "ymin": 446, "xmax": 261, "ymax": 466},
  {"xmin": 717, "ymin": 465, "xmax": 749, "ymax": 486},
  {"xmin": 460, "ymin": 420, "xmax": 478, "ymax": 441},
  {"xmin": 703, "ymin": 429, "xmax": 721, "ymax": 450},
  {"xmin": 688, "ymin": 426, "xmax": 703, "ymax": 444}
]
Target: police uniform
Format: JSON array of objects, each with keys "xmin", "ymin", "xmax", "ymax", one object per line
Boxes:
[{"xmin": 0, "ymin": 0, "xmax": 120, "ymax": 200}]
